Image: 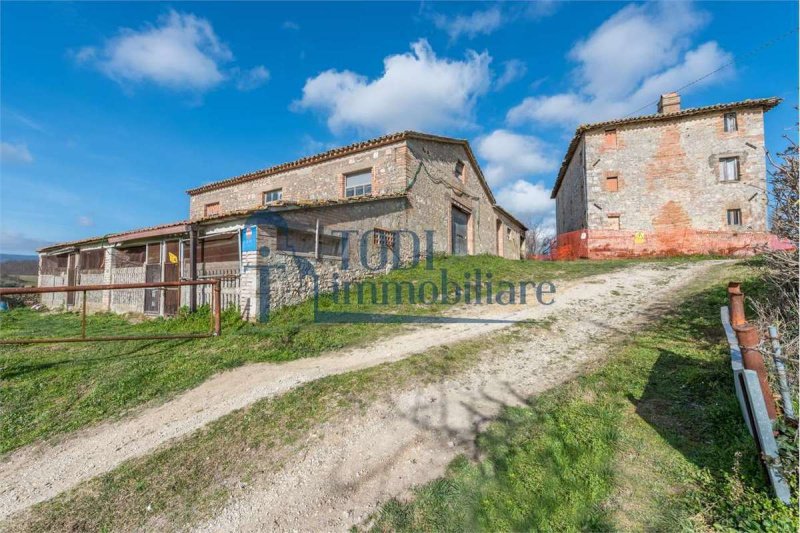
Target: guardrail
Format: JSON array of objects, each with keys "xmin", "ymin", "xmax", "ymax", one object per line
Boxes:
[
  {"xmin": 0, "ymin": 279, "xmax": 221, "ymax": 345},
  {"xmin": 721, "ymin": 281, "xmax": 792, "ymax": 505}
]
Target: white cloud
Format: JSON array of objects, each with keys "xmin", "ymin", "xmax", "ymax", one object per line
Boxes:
[
  {"xmin": 495, "ymin": 179, "xmax": 554, "ymax": 220},
  {"xmin": 77, "ymin": 216, "xmax": 94, "ymax": 227},
  {"xmin": 0, "ymin": 230, "xmax": 53, "ymax": 254},
  {"xmin": 432, "ymin": 7, "xmax": 503, "ymax": 41},
  {"xmin": 235, "ymin": 65, "xmax": 270, "ymax": 91},
  {"xmin": 282, "ymin": 20, "xmax": 300, "ymax": 30},
  {"xmin": 475, "ymin": 130, "xmax": 557, "ymax": 187},
  {"xmin": 507, "ymin": 2, "xmax": 732, "ymax": 126},
  {"xmin": 0, "ymin": 142, "xmax": 33, "ymax": 164},
  {"xmin": 75, "ymin": 10, "xmax": 267, "ymax": 93},
  {"xmin": 295, "ymin": 39, "xmax": 492, "ymax": 134},
  {"xmin": 430, "ymin": 2, "xmax": 557, "ymax": 42},
  {"xmin": 495, "ymin": 59, "xmax": 527, "ymax": 90}
]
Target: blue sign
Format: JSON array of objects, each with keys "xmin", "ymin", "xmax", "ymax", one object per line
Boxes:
[{"xmin": 241, "ymin": 225, "xmax": 257, "ymax": 252}]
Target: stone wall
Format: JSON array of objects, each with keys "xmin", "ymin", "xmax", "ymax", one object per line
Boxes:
[
  {"xmin": 583, "ymin": 107, "xmax": 768, "ymax": 234},
  {"xmin": 188, "ymin": 140, "xmax": 409, "ymax": 220},
  {"xmin": 555, "ymin": 137, "xmax": 587, "ymax": 235},
  {"xmin": 38, "ymin": 273, "xmax": 68, "ymax": 309},
  {"xmin": 406, "ymin": 138, "xmax": 523, "ymax": 257}
]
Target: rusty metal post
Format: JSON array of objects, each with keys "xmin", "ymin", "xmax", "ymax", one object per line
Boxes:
[
  {"xmin": 212, "ymin": 280, "xmax": 221, "ymax": 336},
  {"xmin": 0, "ymin": 279, "xmax": 223, "ymax": 345},
  {"xmin": 727, "ymin": 282, "xmax": 746, "ymax": 327},
  {"xmin": 768, "ymin": 325, "xmax": 796, "ymax": 420},
  {"xmin": 81, "ymin": 290, "xmax": 87, "ymax": 339},
  {"xmin": 734, "ymin": 323, "xmax": 778, "ymax": 420}
]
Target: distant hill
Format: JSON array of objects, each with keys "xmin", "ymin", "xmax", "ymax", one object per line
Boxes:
[
  {"xmin": 0, "ymin": 253, "xmax": 38, "ymax": 263},
  {"xmin": 0, "ymin": 255, "xmax": 38, "ymax": 277}
]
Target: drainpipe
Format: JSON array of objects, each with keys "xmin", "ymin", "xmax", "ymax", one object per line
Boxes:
[{"xmin": 189, "ymin": 224, "xmax": 198, "ymax": 312}]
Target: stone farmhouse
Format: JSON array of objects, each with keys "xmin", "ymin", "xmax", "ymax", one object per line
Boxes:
[
  {"xmin": 551, "ymin": 93, "xmax": 782, "ymax": 259},
  {"xmin": 37, "ymin": 131, "xmax": 527, "ymax": 320}
]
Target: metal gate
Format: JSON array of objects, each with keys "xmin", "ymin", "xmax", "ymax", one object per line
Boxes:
[
  {"xmin": 144, "ymin": 265, "xmax": 161, "ymax": 314},
  {"xmin": 163, "ymin": 241, "xmax": 180, "ymax": 316}
]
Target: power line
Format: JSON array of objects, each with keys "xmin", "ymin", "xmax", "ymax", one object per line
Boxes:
[{"xmin": 623, "ymin": 26, "xmax": 798, "ymax": 118}]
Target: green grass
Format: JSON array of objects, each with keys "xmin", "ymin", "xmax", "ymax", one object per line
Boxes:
[
  {"xmin": 1, "ymin": 255, "xmax": 647, "ymax": 454},
  {"xmin": 7, "ymin": 319, "xmax": 538, "ymax": 532},
  {"xmin": 368, "ymin": 270, "xmax": 799, "ymax": 532}
]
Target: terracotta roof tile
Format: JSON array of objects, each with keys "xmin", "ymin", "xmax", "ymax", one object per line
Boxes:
[
  {"xmin": 550, "ymin": 97, "xmax": 781, "ymax": 199},
  {"xmin": 187, "ymin": 131, "xmax": 469, "ymax": 195}
]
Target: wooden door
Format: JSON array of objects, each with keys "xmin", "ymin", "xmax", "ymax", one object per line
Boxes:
[
  {"xmin": 144, "ymin": 265, "xmax": 161, "ymax": 314},
  {"xmin": 66, "ymin": 253, "xmax": 78, "ymax": 306},
  {"xmin": 144, "ymin": 243, "xmax": 162, "ymax": 315},
  {"xmin": 163, "ymin": 241, "xmax": 180, "ymax": 316},
  {"xmin": 451, "ymin": 207, "xmax": 469, "ymax": 256}
]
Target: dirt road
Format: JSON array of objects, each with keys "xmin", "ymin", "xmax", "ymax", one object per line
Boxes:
[
  {"xmin": 0, "ymin": 261, "xmax": 722, "ymax": 522},
  {"xmin": 193, "ymin": 260, "xmax": 724, "ymax": 531}
]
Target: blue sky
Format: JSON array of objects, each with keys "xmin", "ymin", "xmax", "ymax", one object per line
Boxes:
[{"xmin": 1, "ymin": 1, "xmax": 797, "ymax": 254}]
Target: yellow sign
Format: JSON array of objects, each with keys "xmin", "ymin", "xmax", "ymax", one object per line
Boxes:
[
  {"xmin": 168, "ymin": 252, "xmax": 179, "ymax": 264},
  {"xmin": 634, "ymin": 232, "xmax": 646, "ymax": 245}
]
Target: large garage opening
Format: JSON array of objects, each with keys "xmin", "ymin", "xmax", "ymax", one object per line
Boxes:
[{"xmin": 451, "ymin": 206, "xmax": 470, "ymax": 256}]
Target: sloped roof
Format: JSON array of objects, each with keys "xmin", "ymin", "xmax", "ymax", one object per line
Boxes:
[
  {"xmin": 38, "ymin": 221, "xmax": 189, "ymax": 253},
  {"xmin": 37, "ymin": 195, "xmax": 410, "ymax": 252},
  {"xmin": 194, "ymin": 192, "xmax": 410, "ymax": 223},
  {"xmin": 185, "ymin": 130, "xmax": 497, "ymax": 204},
  {"xmin": 550, "ymin": 97, "xmax": 781, "ymax": 199},
  {"xmin": 493, "ymin": 205, "xmax": 528, "ymax": 232}
]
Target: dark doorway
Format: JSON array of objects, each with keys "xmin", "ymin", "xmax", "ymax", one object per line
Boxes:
[
  {"xmin": 66, "ymin": 253, "xmax": 78, "ymax": 306},
  {"xmin": 163, "ymin": 241, "xmax": 180, "ymax": 316},
  {"xmin": 451, "ymin": 206, "xmax": 469, "ymax": 256}
]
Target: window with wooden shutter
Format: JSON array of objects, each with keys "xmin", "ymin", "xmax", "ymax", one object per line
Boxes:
[
  {"xmin": 727, "ymin": 209, "xmax": 742, "ymax": 226},
  {"xmin": 604, "ymin": 129, "xmax": 617, "ymax": 148},
  {"xmin": 720, "ymin": 157, "xmax": 740, "ymax": 181},
  {"xmin": 723, "ymin": 112, "xmax": 738, "ymax": 132}
]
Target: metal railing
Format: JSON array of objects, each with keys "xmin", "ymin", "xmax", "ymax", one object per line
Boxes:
[{"xmin": 0, "ymin": 279, "xmax": 221, "ymax": 345}]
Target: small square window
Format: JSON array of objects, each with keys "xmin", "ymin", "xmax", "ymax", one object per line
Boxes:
[
  {"xmin": 373, "ymin": 228, "xmax": 395, "ymax": 249},
  {"xmin": 604, "ymin": 129, "xmax": 617, "ymax": 148},
  {"xmin": 204, "ymin": 202, "xmax": 220, "ymax": 217},
  {"xmin": 606, "ymin": 176, "xmax": 619, "ymax": 192},
  {"xmin": 455, "ymin": 160, "xmax": 466, "ymax": 183},
  {"xmin": 344, "ymin": 170, "xmax": 372, "ymax": 198},
  {"xmin": 720, "ymin": 157, "xmax": 740, "ymax": 181},
  {"xmin": 724, "ymin": 112, "xmax": 738, "ymax": 132},
  {"xmin": 607, "ymin": 215, "xmax": 621, "ymax": 230},
  {"xmin": 727, "ymin": 208, "xmax": 742, "ymax": 226},
  {"xmin": 263, "ymin": 189, "xmax": 283, "ymax": 204}
]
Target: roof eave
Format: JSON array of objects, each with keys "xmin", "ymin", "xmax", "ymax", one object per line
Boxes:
[{"xmin": 549, "ymin": 97, "xmax": 782, "ymax": 199}]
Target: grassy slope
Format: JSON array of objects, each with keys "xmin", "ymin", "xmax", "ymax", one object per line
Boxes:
[
  {"xmin": 368, "ymin": 269, "xmax": 799, "ymax": 532},
  {"xmin": 8, "ymin": 321, "xmax": 538, "ymax": 532},
  {"xmin": 1, "ymin": 255, "xmax": 641, "ymax": 454}
]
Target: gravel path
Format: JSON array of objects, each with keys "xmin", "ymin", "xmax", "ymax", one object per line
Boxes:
[
  {"xmin": 0, "ymin": 261, "xmax": 720, "ymax": 521},
  {"xmin": 192, "ymin": 260, "xmax": 722, "ymax": 532}
]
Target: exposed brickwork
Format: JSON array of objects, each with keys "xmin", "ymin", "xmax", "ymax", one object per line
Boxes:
[
  {"xmin": 554, "ymin": 97, "xmax": 777, "ymax": 258},
  {"xmin": 38, "ymin": 132, "xmax": 526, "ymax": 320},
  {"xmin": 552, "ymin": 228, "xmax": 782, "ymax": 259},
  {"xmin": 188, "ymin": 141, "xmax": 409, "ymax": 220}
]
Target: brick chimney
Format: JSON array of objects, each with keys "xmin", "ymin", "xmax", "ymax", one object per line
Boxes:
[{"xmin": 658, "ymin": 92, "xmax": 681, "ymax": 114}]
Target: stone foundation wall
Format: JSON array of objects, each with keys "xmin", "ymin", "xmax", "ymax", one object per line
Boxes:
[{"xmin": 551, "ymin": 228, "xmax": 780, "ymax": 259}]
